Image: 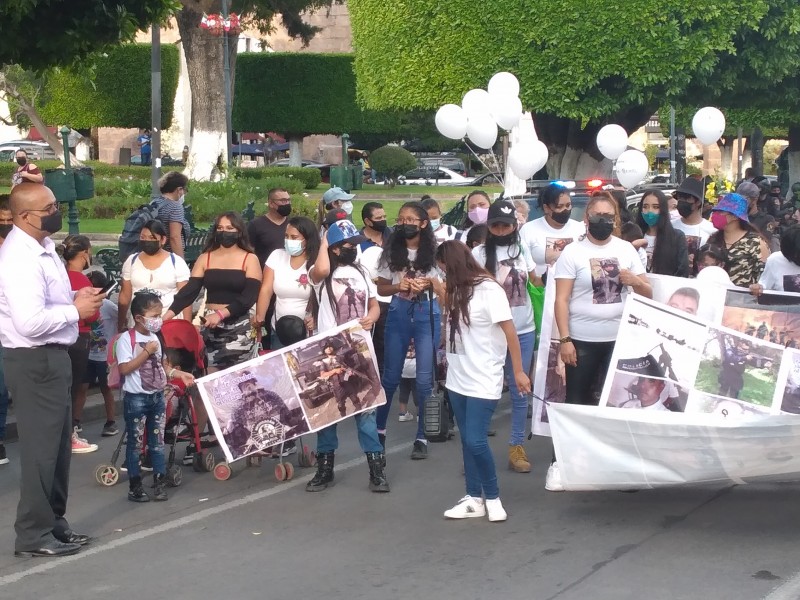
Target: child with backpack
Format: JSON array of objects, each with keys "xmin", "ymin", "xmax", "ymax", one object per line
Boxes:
[{"xmin": 115, "ymin": 292, "xmax": 194, "ymax": 503}]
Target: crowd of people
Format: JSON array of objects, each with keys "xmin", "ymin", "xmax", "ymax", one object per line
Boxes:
[{"xmin": 1, "ymin": 166, "xmax": 799, "ymax": 556}]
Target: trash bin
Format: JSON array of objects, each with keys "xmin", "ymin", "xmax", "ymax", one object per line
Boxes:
[
  {"xmin": 119, "ymin": 147, "xmax": 132, "ymax": 166},
  {"xmin": 43, "ymin": 168, "xmax": 77, "ymax": 203},
  {"xmin": 329, "ymin": 165, "xmax": 349, "ymax": 191},
  {"xmin": 350, "ymin": 165, "xmax": 363, "ymax": 190},
  {"xmin": 73, "ymin": 167, "xmax": 95, "ymax": 200}
]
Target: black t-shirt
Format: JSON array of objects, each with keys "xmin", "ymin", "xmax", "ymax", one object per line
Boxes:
[{"xmin": 247, "ymin": 215, "xmax": 288, "ymax": 266}]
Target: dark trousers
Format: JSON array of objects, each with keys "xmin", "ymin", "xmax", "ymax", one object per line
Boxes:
[
  {"xmin": 4, "ymin": 346, "xmax": 73, "ymax": 551},
  {"xmin": 564, "ymin": 339, "xmax": 616, "ymax": 406},
  {"xmin": 372, "ymin": 301, "xmax": 389, "ymax": 377}
]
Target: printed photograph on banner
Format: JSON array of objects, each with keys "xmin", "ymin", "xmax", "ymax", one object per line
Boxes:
[
  {"xmin": 445, "ymin": 311, "xmax": 465, "ymax": 355},
  {"xmin": 286, "ymin": 326, "xmax": 384, "ymax": 430},
  {"xmin": 722, "ymin": 288, "xmax": 800, "ymax": 349},
  {"xmin": 684, "ymin": 391, "xmax": 770, "ymax": 416},
  {"xmin": 649, "ymin": 274, "xmax": 727, "ymax": 324},
  {"xmin": 197, "ymin": 353, "xmax": 309, "ymax": 462},
  {"xmin": 605, "ymin": 371, "xmax": 688, "ymax": 412},
  {"xmin": 775, "ymin": 348, "xmax": 800, "ymax": 414},
  {"xmin": 497, "ymin": 258, "xmax": 527, "ymax": 307},
  {"xmin": 695, "ymin": 327, "xmax": 782, "ymax": 410},
  {"xmin": 590, "ymin": 257, "xmax": 623, "ymax": 304},
  {"xmin": 332, "ymin": 276, "xmax": 367, "ymax": 321},
  {"xmin": 545, "ymin": 237, "xmax": 573, "ymax": 266},
  {"xmin": 532, "ymin": 277, "xmax": 563, "ymax": 437}
]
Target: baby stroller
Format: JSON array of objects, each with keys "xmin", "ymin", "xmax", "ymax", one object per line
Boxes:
[{"xmin": 93, "ymin": 320, "xmax": 211, "ymax": 487}]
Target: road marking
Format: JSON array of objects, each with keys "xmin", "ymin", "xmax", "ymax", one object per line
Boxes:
[{"xmin": 763, "ymin": 571, "xmax": 800, "ymax": 600}]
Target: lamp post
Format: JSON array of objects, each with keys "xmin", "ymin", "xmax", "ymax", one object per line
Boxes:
[
  {"xmin": 60, "ymin": 126, "xmax": 80, "ymax": 234},
  {"xmin": 221, "ymin": 0, "xmax": 233, "ymax": 169},
  {"xmin": 151, "ymin": 24, "xmax": 162, "ymax": 198}
]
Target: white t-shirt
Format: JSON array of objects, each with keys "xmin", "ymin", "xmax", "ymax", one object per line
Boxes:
[
  {"xmin": 358, "ymin": 246, "xmax": 392, "ymax": 303},
  {"xmin": 315, "ymin": 264, "xmax": 376, "ymax": 333},
  {"xmin": 376, "ymin": 248, "xmax": 440, "ymax": 301},
  {"xmin": 553, "ymin": 236, "xmax": 646, "ymax": 342},
  {"xmin": 266, "ymin": 249, "xmax": 314, "ymax": 326},
  {"xmin": 121, "ymin": 252, "xmax": 190, "ymax": 320},
  {"xmin": 472, "ymin": 243, "xmax": 536, "ymax": 334},
  {"xmin": 433, "ymin": 224, "xmax": 458, "ymax": 244},
  {"xmin": 759, "ymin": 252, "xmax": 800, "ymax": 292},
  {"xmin": 520, "ymin": 217, "xmax": 586, "ymax": 276},
  {"xmin": 115, "ymin": 329, "xmax": 165, "ymax": 394},
  {"xmin": 444, "ymin": 280, "xmax": 513, "ymax": 400},
  {"xmin": 88, "ymin": 299, "xmax": 119, "ymax": 362},
  {"xmin": 671, "ymin": 218, "xmax": 716, "ymax": 264}
]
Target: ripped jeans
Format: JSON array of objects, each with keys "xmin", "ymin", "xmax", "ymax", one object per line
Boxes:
[{"xmin": 123, "ymin": 391, "xmax": 166, "ymax": 479}]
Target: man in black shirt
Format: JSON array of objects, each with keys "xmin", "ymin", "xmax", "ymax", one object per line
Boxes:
[{"xmin": 247, "ymin": 187, "xmax": 291, "ymax": 267}]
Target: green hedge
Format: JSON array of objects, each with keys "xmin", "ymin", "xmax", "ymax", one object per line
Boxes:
[
  {"xmin": 232, "ymin": 167, "xmax": 321, "ymax": 189},
  {"xmin": 0, "ymin": 160, "xmax": 154, "ymax": 182},
  {"xmin": 39, "ymin": 44, "xmax": 180, "ymax": 129}
]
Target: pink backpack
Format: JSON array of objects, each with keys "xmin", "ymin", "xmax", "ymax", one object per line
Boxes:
[{"xmin": 107, "ymin": 329, "xmax": 136, "ymax": 390}]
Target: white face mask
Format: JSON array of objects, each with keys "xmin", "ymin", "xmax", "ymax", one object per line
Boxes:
[
  {"xmin": 341, "ymin": 201, "xmax": 354, "ymax": 215},
  {"xmin": 284, "ymin": 239, "xmax": 304, "ymax": 256},
  {"xmin": 179, "ymin": 194, "xmax": 186, "ymax": 205}
]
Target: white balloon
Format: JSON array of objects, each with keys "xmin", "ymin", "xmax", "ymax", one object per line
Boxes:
[
  {"xmin": 461, "ymin": 89, "xmax": 492, "ymax": 116},
  {"xmin": 692, "ymin": 106, "xmax": 726, "ymax": 146},
  {"xmin": 490, "ymin": 94, "xmax": 523, "ymax": 130},
  {"xmin": 488, "ymin": 72, "xmax": 520, "ymax": 98},
  {"xmin": 508, "ymin": 141, "xmax": 548, "ymax": 180},
  {"xmin": 465, "ymin": 111, "xmax": 498, "ymax": 149},
  {"xmin": 596, "ymin": 124, "xmax": 629, "ymax": 160},
  {"xmin": 615, "ymin": 149, "xmax": 649, "ymax": 189},
  {"xmin": 435, "ymin": 104, "xmax": 468, "ymax": 140}
]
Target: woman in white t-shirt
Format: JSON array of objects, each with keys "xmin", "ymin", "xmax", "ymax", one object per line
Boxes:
[
  {"xmin": 254, "ymin": 216, "xmax": 322, "ymax": 349},
  {"xmin": 430, "ymin": 241, "xmax": 531, "ymax": 522},
  {"xmin": 549, "ymin": 194, "xmax": 652, "ymax": 491},
  {"xmin": 456, "ymin": 190, "xmax": 492, "ymax": 242},
  {"xmin": 304, "ymin": 219, "xmax": 388, "ymax": 494},
  {"xmin": 752, "ymin": 224, "xmax": 800, "ymax": 295},
  {"xmin": 118, "ymin": 220, "xmax": 191, "ymax": 330},
  {"xmin": 471, "ymin": 200, "xmax": 538, "ymax": 474},
  {"xmin": 520, "ymin": 183, "xmax": 585, "ymax": 277},
  {"xmin": 421, "ymin": 196, "xmax": 458, "ymax": 243}
]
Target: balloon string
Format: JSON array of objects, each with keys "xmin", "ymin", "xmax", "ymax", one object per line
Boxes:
[{"xmin": 462, "ymin": 140, "xmax": 505, "ymax": 188}]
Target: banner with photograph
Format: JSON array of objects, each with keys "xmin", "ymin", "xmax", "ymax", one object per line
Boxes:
[
  {"xmin": 196, "ymin": 321, "xmax": 386, "ymax": 463},
  {"xmin": 549, "ymin": 403, "xmax": 800, "ymax": 490},
  {"xmin": 531, "ymin": 276, "xmax": 564, "ymax": 436}
]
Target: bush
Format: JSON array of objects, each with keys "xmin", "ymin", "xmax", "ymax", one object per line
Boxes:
[
  {"xmin": 369, "ymin": 145, "xmax": 417, "ymax": 187},
  {"xmin": 232, "ymin": 167, "xmax": 321, "ymax": 189}
]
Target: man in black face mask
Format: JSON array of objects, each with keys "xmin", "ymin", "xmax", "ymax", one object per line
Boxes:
[
  {"xmin": 0, "ymin": 196, "xmax": 13, "ymax": 246},
  {"xmin": 10, "ymin": 150, "xmax": 43, "ymax": 189},
  {"xmin": 247, "ymin": 187, "xmax": 291, "ymax": 268},
  {"xmin": 360, "ymin": 202, "xmax": 392, "ymax": 250},
  {"xmin": 671, "ymin": 177, "xmax": 716, "ymax": 268}
]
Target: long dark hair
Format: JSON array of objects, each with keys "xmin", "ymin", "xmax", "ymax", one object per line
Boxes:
[
  {"xmin": 636, "ymin": 189, "xmax": 688, "ymax": 276},
  {"xmin": 202, "ymin": 211, "xmax": 254, "ymax": 253},
  {"xmin": 462, "ymin": 190, "xmax": 491, "ymax": 228},
  {"xmin": 484, "ymin": 216, "xmax": 521, "ymax": 276},
  {"xmin": 435, "ymin": 241, "xmax": 494, "ymax": 351},
  {"xmin": 381, "ymin": 201, "xmax": 436, "ymax": 273},
  {"xmin": 287, "ymin": 216, "xmax": 320, "ymax": 269}
]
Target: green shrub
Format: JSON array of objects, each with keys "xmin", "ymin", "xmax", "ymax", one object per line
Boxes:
[
  {"xmin": 369, "ymin": 145, "xmax": 417, "ymax": 186},
  {"xmin": 232, "ymin": 167, "xmax": 321, "ymax": 189}
]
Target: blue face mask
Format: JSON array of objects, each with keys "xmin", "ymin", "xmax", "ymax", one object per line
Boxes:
[
  {"xmin": 642, "ymin": 211, "xmax": 660, "ymax": 227},
  {"xmin": 430, "ymin": 218, "xmax": 441, "ymax": 230}
]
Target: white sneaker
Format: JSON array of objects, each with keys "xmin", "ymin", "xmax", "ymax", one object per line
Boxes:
[
  {"xmin": 398, "ymin": 412, "xmax": 415, "ymax": 422},
  {"xmin": 443, "ymin": 495, "xmax": 485, "ymax": 519},
  {"xmin": 71, "ymin": 432, "xmax": 98, "ymax": 454},
  {"xmin": 485, "ymin": 498, "xmax": 507, "ymax": 522},
  {"xmin": 545, "ymin": 462, "xmax": 564, "ymax": 492}
]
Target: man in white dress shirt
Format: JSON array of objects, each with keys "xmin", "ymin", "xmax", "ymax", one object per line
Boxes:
[{"xmin": 0, "ymin": 184, "xmax": 102, "ymax": 557}]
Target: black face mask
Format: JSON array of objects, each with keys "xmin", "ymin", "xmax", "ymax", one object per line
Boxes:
[
  {"xmin": 0, "ymin": 224, "xmax": 12, "ymax": 238},
  {"xmin": 38, "ymin": 211, "xmax": 62, "ymax": 235},
  {"xmin": 551, "ymin": 209, "xmax": 572, "ymax": 225},
  {"xmin": 276, "ymin": 204, "xmax": 292, "ymax": 217},
  {"xmin": 370, "ymin": 219, "xmax": 387, "ymax": 233},
  {"xmin": 492, "ymin": 232, "xmax": 516, "ymax": 246},
  {"xmin": 587, "ymin": 218, "xmax": 614, "ymax": 241},
  {"xmin": 215, "ymin": 231, "xmax": 239, "ymax": 248},
  {"xmin": 138, "ymin": 240, "xmax": 161, "ymax": 256},
  {"xmin": 400, "ymin": 224, "xmax": 419, "ymax": 239},
  {"xmin": 16, "ymin": 157, "xmax": 26, "ymax": 166},
  {"xmin": 677, "ymin": 200, "xmax": 695, "ymax": 218},
  {"xmin": 337, "ymin": 247, "xmax": 358, "ymax": 264}
]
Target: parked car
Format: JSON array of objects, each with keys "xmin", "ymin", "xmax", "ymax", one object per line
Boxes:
[
  {"xmin": 270, "ymin": 158, "xmax": 331, "ymax": 183},
  {"xmin": 397, "ymin": 166, "xmax": 474, "ymax": 187},
  {"xmin": 466, "ymin": 172, "xmax": 503, "ymax": 186},
  {"xmin": 415, "ymin": 154, "xmax": 467, "ymax": 176},
  {"xmin": 0, "ymin": 140, "xmax": 57, "ymax": 161}
]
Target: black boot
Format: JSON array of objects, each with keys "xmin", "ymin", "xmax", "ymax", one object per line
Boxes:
[
  {"xmin": 306, "ymin": 451, "xmax": 335, "ymax": 492},
  {"xmin": 128, "ymin": 476, "xmax": 150, "ymax": 503},
  {"xmin": 153, "ymin": 473, "xmax": 168, "ymax": 501},
  {"xmin": 366, "ymin": 452, "xmax": 390, "ymax": 493}
]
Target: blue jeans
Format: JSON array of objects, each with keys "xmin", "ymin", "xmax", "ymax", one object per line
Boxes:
[
  {"xmin": 316, "ymin": 410, "xmax": 382, "ymax": 453},
  {"xmin": 505, "ymin": 330, "xmax": 535, "ymax": 446},
  {"xmin": 123, "ymin": 391, "xmax": 166, "ymax": 479},
  {"xmin": 0, "ymin": 344, "xmax": 8, "ymax": 441},
  {"xmin": 447, "ymin": 389, "xmax": 499, "ymax": 499},
  {"xmin": 377, "ymin": 296, "xmax": 441, "ymax": 440}
]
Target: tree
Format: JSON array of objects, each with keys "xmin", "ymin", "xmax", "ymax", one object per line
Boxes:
[
  {"xmin": 368, "ymin": 145, "xmax": 416, "ymax": 187},
  {"xmin": 347, "ymin": 0, "xmax": 791, "ymax": 179}
]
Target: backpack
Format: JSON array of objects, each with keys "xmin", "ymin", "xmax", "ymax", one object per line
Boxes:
[
  {"xmin": 107, "ymin": 329, "xmax": 136, "ymax": 390},
  {"xmin": 119, "ymin": 199, "xmax": 162, "ymax": 263}
]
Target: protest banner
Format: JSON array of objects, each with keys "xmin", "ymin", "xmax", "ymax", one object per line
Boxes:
[
  {"xmin": 531, "ymin": 276, "xmax": 563, "ymax": 436},
  {"xmin": 196, "ymin": 321, "xmax": 386, "ymax": 463}
]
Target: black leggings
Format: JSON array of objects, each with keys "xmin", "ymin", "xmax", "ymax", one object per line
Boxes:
[{"xmin": 564, "ymin": 339, "xmax": 616, "ymax": 406}]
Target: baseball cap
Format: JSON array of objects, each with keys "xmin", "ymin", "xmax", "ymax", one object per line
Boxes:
[
  {"xmin": 323, "ymin": 208, "xmax": 349, "ymax": 227},
  {"xmin": 326, "ymin": 219, "xmax": 366, "ymax": 247},
  {"xmin": 322, "ymin": 186, "xmax": 355, "ymax": 207},
  {"xmin": 486, "ymin": 200, "xmax": 517, "ymax": 225}
]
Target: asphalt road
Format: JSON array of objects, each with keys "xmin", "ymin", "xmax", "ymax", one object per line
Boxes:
[{"xmin": 0, "ymin": 408, "xmax": 797, "ymax": 600}]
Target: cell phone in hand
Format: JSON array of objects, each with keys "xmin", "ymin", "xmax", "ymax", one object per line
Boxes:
[{"xmin": 102, "ymin": 281, "xmax": 119, "ymax": 298}]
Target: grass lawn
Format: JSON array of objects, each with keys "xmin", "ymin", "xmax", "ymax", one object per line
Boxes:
[{"xmin": 695, "ymin": 360, "xmax": 777, "ymax": 407}]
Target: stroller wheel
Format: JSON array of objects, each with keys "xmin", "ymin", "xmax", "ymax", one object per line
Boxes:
[
  {"xmin": 274, "ymin": 463, "xmax": 287, "ymax": 481},
  {"xmin": 166, "ymin": 466, "xmax": 183, "ymax": 487},
  {"xmin": 95, "ymin": 464, "xmax": 119, "ymax": 487},
  {"xmin": 298, "ymin": 446, "xmax": 316, "ymax": 468},
  {"xmin": 284, "ymin": 462, "xmax": 294, "ymax": 481},
  {"xmin": 214, "ymin": 462, "xmax": 233, "ymax": 481},
  {"xmin": 193, "ymin": 449, "xmax": 215, "ymax": 472}
]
